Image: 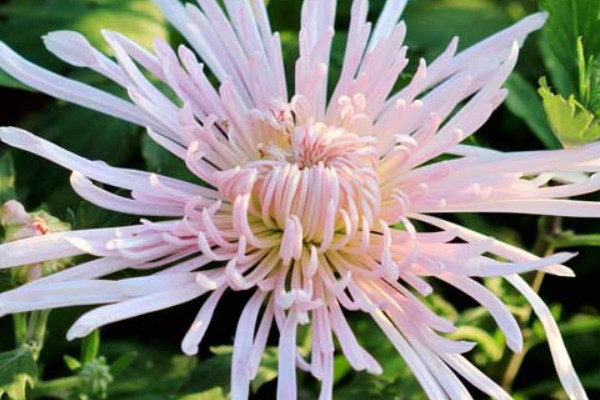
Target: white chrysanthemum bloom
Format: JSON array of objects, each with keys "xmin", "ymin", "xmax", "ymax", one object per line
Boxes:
[{"xmin": 0, "ymin": 1, "xmax": 595, "ymax": 399}]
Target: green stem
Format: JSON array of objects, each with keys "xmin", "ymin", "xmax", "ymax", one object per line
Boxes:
[
  {"xmin": 24, "ymin": 310, "xmax": 50, "ymax": 360},
  {"xmin": 501, "ymin": 216, "xmax": 561, "ymax": 392},
  {"xmin": 550, "ymin": 232, "xmax": 600, "ymax": 248},
  {"xmin": 13, "ymin": 313, "xmax": 27, "ymax": 346},
  {"xmin": 29, "ymin": 376, "xmax": 82, "ymax": 399}
]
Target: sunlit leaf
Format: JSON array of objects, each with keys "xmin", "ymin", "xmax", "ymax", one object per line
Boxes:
[
  {"xmin": 538, "ymin": 77, "xmax": 600, "ymax": 147},
  {"xmin": 448, "ymin": 326, "xmax": 504, "ymax": 362},
  {"xmin": 177, "ymin": 387, "xmax": 227, "ymax": 400},
  {"xmin": 0, "ymin": 0, "xmax": 167, "ymax": 66}
]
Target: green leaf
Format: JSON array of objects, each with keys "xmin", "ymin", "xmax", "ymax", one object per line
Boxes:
[
  {"xmin": 588, "ymin": 58, "xmax": 600, "ymax": 116},
  {"xmin": 559, "ymin": 314, "xmax": 600, "ymax": 336},
  {"xmin": 334, "ymin": 372, "xmax": 425, "ymax": 400},
  {"xmin": 0, "ymin": 346, "xmax": 39, "ymax": 400},
  {"xmin": 251, "ymin": 347, "xmax": 278, "ymax": 393},
  {"xmin": 12, "ymin": 69, "xmax": 146, "ymax": 213},
  {"xmin": 177, "ymin": 387, "xmax": 227, "ymax": 400},
  {"xmin": 539, "ymin": 77, "xmax": 600, "ymax": 147},
  {"xmin": 100, "ymin": 342, "xmax": 197, "ymax": 398},
  {"xmin": 0, "ymin": 151, "xmax": 16, "ymax": 204},
  {"xmin": 141, "ymin": 135, "xmax": 197, "ymax": 183},
  {"xmin": 404, "ymin": 0, "xmax": 513, "ymax": 59},
  {"xmin": 540, "ymin": 0, "xmax": 600, "ymax": 77},
  {"xmin": 448, "ymin": 326, "xmax": 504, "ymax": 362},
  {"xmin": 180, "ymin": 346, "xmax": 279, "ymax": 396},
  {"xmin": 505, "ymin": 73, "xmax": 561, "ymax": 149},
  {"xmin": 109, "ymin": 352, "xmax": 138, "ymax": 377},
  {"xmin": 0, "ymin": 0, "xmax": 167, "ymax": 67},
  {"xmin": 63, "ymin": 355, "xmax": 82, "ymax": 372}
]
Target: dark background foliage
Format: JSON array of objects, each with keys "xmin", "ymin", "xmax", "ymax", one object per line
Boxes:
[{"xmin": 0, "ymin": 0, "xmax": 599, "ymax": 399}]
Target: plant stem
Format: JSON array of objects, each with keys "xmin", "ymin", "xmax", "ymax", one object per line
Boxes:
[
  {"xmin": 550, "ymin": 232, "xmax": 600, "ymax": 248},
  {"xmin": 24, "ymin": 310, "xmax": 50, "ymax": 360},
  {"xmin": 13, "ymin": 313, "xmax": 27, "ymax": 346},
  {"xmin": 501, "ymin": 216, "xmax": 561, "ymax": 392},
  {"xmin": 29, "ymin": 376, "xmax": 82, "ymax": 399}
]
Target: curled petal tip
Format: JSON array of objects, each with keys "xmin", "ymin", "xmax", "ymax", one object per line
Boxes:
[
  {"xmin": 66, "ymin": 323, "xmax": 93, "ymax": 341},
  {"xmin": 507, "ymin": 336, "xmax": 524, "ymax": 354},
  {"xmin": 0, "ymin": 127, "xmax": 41, "ymax": 149},
  {"xmin": 181, "ymin": 342, "xmax": 199, "ymax": 356},
  {"xmin": 43, "ymin": 30, "xmax": 96, "ymax": 68}
]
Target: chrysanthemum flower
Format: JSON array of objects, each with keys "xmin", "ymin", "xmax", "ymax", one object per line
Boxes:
[{"xmin": 0, "ymin": 0, "xmax": 596, "ymax": 398}]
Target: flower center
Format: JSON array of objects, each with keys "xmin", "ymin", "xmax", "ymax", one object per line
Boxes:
[{"xmin": 215, "ymin": 120, "xmax": 381, "ymax": 259}]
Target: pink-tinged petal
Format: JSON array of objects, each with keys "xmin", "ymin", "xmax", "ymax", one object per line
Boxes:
[
  {"xmin": 0, "ymin": 127, "xmax": 211, "ymax": 198},
  {"xmin": 68, "ymin": 281, "xmax": 209, "ymax": 340},
  {"xmin": 368, "ymin": 0, "xmax": 407, "ymax": 50},
  {"xmin": 43, "ymin": 31, "xmax": 129, "ymax": 86},
  {"xmin": 32, "ymin": 257, "xmax": 140, "ymax": 284},
  {"xmin": 246, "ymin": 298, "xmax": 275, "ymax": 379},
  {"xmin": 317, "ymin": 350, "xmax": 334, "ymax": 400},
  {"xmin": 441, "ymin": 354, "xmax": 512, "ymax": 400},
  {"xmin": 296, "ymin": 0, "xmax": 336, "ymax": 119},
  {"xmin": 371, "ymin": 309, "xmax": 448, "ymax": 399},
  {"xmin": 152, "ymin": 0, "xmax": 228, "ymax": 81},
  {"xmin": 181, "ymin": 285, "xmax": 227, "ymax": 355},
  {"xmin": 507, "ymin": 275, "xmax": 588, "ymax": 400},
  {"xmin": 408, "ymin": 339, "xmax": 474, "ymax": 400},
  {"xmin": 427, "ymin": 12, "xmax": 548, "ymax": 89},
  {"xmin": 277, "ymin": 310, "xmax": 299, "ymax": 400},
  {"xmin": 411, "ymin": 214, "xmax": 575, "ymax": 277},
  {"xmin": 0, "ymin": 224, "xmax": 151, "ymax": 269},
  {"xmin": 421, "ymin": 198, "xmax": 600, "ymax": 218},
  {"xmin": 439, "ymin": 274, "xmax": 523, "ymax": 352},
  {"xmin": 0, "ymin": 273, "xmax": 198, "ymax": 315},
  {"xmin": 231, "ymin": 290, "xmax": 267, "ymax": 400},
  {"xmin": 0, "ymin": 42, "xmax": 150, "ymax": 126},
  {"xmin": 70, "ymin": 172, "xmax": 185, "ymax": 217}
]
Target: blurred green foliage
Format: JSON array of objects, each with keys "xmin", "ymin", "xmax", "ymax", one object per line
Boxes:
[{"xmin": 0, "ymin": 0, "xmax": 599, "ymax": 399}]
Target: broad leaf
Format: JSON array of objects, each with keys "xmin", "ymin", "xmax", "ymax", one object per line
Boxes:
[
  {"xmin": 539, "ymin": 77, "xmax": 600, "ymax": 147},
  {"xmin": 0, "ymin": 346, "xmax": 39, "ymax": 400},
  {"xmin": 0, "ymin": 0, "xmax": 167, "ymax": 66},
  {"xmin": 540, "ymin": 0, "xmax": 600, "ymax": 77}
]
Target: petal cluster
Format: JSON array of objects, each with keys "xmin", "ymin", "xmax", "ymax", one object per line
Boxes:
[{"xmin": 0, "ymin": 1, "xmax": 595, "ymax": 399}]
